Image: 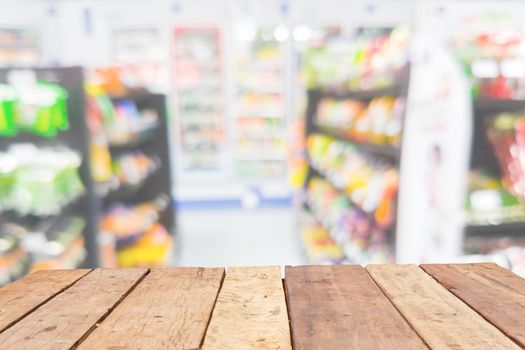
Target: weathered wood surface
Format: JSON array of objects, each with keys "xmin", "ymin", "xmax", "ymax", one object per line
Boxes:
[
  {"xmin": 367, "ymin": 264, "xmax": 520, "ymax": 350},
  {"xmin": 285, "ymin": 265, "xmax": 428, "ymax": 350},
  {"xmin": 0, "ymin": 268, "xmax": 147, "ymax": 350},
  {"xmin": 202, "ymin": 266, "xmax": 291, "ymax": 350},
  {"xmin": 77, "ymin": 267, "xmax": 224, "ymax": 350},
  {"xmin": 0, "ymin": 264, "xmax": 523, "ymax": 349},
  {"xmin": 421, "ymin": 263, "xmax": 525, "ymax": 347},
  {"xmin": 0, "ymin": 269, "xmax": 90, "ymax": 333}
]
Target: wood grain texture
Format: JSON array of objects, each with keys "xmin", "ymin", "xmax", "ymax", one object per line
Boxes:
[
  {"xmin": 202, "ymin": 266, "xmax": 291, "ymax": 350},
  {"xmin": 421, "ymin": 263, "xmax": 525, "ymax": 347},
  {"xmin": 77, "ymin": 267, "xmax": 224, "ymax": 350},
  {"xmin": 367, "ymin": 264, "xmax": 519, "ymax": 350},
  {"xmin": 285, "ymin": 265, "xmax": 428, "ymax": 350},
  {"xmin": 0, "ymin": 268, "xmax": 147, "ymax": 350},
  {"xmin": 0, "ymin": 269, "xmax": 90, "ymax": 333}
]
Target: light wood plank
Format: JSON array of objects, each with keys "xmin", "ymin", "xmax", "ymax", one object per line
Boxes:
[
  {"xmin": 202, "ymin": 266, "xmax": 291, "ymax": 350},
  {"xmin": 77, "ymin": 267, "xmax": 224, "ymax": 350},
  {"xmin": 0, "ymin": 268, "xmax": 147, "ymax": 350},
  {"xmin": 421, "ymin": 263, "xmax": 525, "ymax": 347},
  {"xmin": 285, "ymin": 265, "xmax": 428, "ymax": 350},
  {"xmin": 367, "ymin": 264, "xmax": 519, "ymax": 350},
  {"xmin": 0, "ymin": 269, "xmax": 91, "ymax": 333}
]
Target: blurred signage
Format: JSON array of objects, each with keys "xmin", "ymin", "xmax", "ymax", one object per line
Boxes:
[{"xmin": 396, "ymin": 35, "xmax": 472, "ymax": 263}]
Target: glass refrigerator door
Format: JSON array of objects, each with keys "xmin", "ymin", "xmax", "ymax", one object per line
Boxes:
[
  {"xmin": 173, "ymin": 27, "xmax": 227, "ymax": 177},
  {"xmin": 232, "ymin": 25, "xmax": 288, "ymax": 180},
  {"xmin": 0, "ymin": 28, "xmax": 40, "ymax": 66},
  {"xmin": 111, "ymin": 27, "xmax": 168, "ymax": 93}
]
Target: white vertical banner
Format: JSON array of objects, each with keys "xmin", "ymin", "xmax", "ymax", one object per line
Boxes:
[{"xmin": 396, "ymin": 34, "xmax": 472, "ymax": 263}]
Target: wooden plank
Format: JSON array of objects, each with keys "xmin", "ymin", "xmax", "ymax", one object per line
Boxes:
[
  {"xmin": 202, "ymin": 266, "xmax": 291, "ymax": 350},
  {"xmin": 77, "ymin": 267, "xmax": 224, "ymax": 350},
  {"xmin": 367, "ymin": 264, "xmax": 519, "ymax": 350},
  {"xmin": 285, "ymin": 265, "xmax": 428, "ymax": 350},
  {"xmin": 0, "ymin": 268, "xmax": 147, "ymax": 350},
  {"xmin": 421, "ymin": 263, "xmax": 525, "ymax": 347},
  {"xmin": 0, "ymin": 269, "xmax": 91, "ymax": 332}
]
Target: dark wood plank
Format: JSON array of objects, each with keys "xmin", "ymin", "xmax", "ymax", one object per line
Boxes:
[
  {"xmin": 77, "ymin": 267, "xmax": 224, "ymax": 350},
  {"xmin": 202, "ymin": 266, "xmax": 291, "ymax": 349},
  {"xmin": 0, "ymin": 268, "xmax": 148, "ymax": 350},
  {"xmin": 421, "ymin": 263, "xmax": 525, "ymax": 347},
  {"xmin": 367, "ymin": 264, "xmax": 519, "ymax": 350},
  {"xmin": 0, "ymin": 269, "xmax": 91, "ymax": 332},
  {"xmin": 285, "ymin": 265, "xmax": 427, "ymax": 350}
]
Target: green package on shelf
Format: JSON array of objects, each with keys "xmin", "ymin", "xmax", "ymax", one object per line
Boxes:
[
  {"xmin": 95, "ymin": 93, "xmax": 116, "ymax": 125},
  {"xmin": 49, "ymin": 83, "xmax": 69, "ymax": 132},
  {"xmin": 0, "ymin": 145, "xmax": 85, "ymax": 216},
  {"xmin": 0, "ymin": 84, "xmax": 17, "ymax": 136},
  {"xmin": 15, "ymin": 82, "xmax": 69, "ymax": 138},
  {"xmin": 0, "ymin": 154, "xmax": 16, "ymax": 210}
]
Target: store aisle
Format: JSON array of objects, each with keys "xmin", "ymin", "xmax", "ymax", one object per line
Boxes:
[{"xmin": 176, "ymin": 208, "xmax": 304, "ymax": 267}]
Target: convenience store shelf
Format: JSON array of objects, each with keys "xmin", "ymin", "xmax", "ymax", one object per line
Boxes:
[
  {"xmin": 464, "ymin": 205, "xmax": 525, "ymax": 237},
  {"xmin": 302, "ymin": 200, "xmax": 349, "ymax": 261},
  {"xmin": 320, "ymin": 83, "xmax": 405, "ymax": 101},
  {"xmin": 465, "ymin": 221, "xmax": 525, "ymax": 236},
  {"xmin": 0, "ymin": 66, "xmax": 100, "ymax": 270},
  {"xmin": 108, "ymin": 129, "xmax": 157, "ymax": 152},
  {"xmin": 306, "ymin": 166, "xmax": 378, "ymax": 225},
  {"xmin": 474, "ymin": 98, "xmax": 525, "ymax": 114},
  {"xmin": 313, "ymin": 124, "xmax": 401, "ymax": 161}
]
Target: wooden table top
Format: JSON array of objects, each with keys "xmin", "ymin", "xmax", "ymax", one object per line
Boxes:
[{"xmin": 0, "ymin": 263, "xmax": 523, "ymax": 349}]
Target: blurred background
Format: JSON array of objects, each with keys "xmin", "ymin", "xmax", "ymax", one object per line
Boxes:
[{"xmin": 2, "ymin": 0, "xmax": 525, "ymax": 284}]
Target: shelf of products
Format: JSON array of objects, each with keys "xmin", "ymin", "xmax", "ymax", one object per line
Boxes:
[
  {"xmin": 303, "ymin": 26, "xmax": 410, "ymax": 90},
  {"xmin": 459, "ymin": 113, "xmax": 525, "ymax": 237},
  {"xmin": 0, "ymin": 145, "xmax": 84, "ymax": 216},
  {"xmin": 233, "ymin": 26, "xmax": 288, "ymax": 179},
  {"xmin": 99, "ymin": 195, "xmax": 171, "ymax": 268},
  {"xmin": 0, "ymin": 224, "xmax": 30, "ymax": 285},
  {"xmin": 453, "ymin": 24, "xmax": 525, "ymax": 101},
  {"xmin": 173, "ymin": 27, "xmax": 226, "ymax": 173},
  {"xmin": 451, "ymin": 18, "xmax": 525, "ymax": 274},
  {"xmin": 486, "ymin": 113, "xmax": 525, "ymax": 201},
  {"xmin": 315, "ymin": 95, "xmax": 405, "ymax": 148},
  {"xmin": 299, "ymin": 211, "xmax": 346, "ymax": 265},
  {"xmin": 87, "ymin": 81, "xmax": 175, "ymax": 268},
  {"xmin": 0, "ymin": 67, "xmax": 99, "ymax": 283},
  {"xmin": 307, "ymin": 134, "xmax": 399, "ymax": 228},
  {"xmin": 464, "ymin": 170, "xmax": 525, "ymax": 229},
  {"xmin": 300, "ymin": 25, "xmax": 410, "ymax": 265},
  {"xmin": 305, "ymin": 176, "xmax": 393, "ymax": 263}
]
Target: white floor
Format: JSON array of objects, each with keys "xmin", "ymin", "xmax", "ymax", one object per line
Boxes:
[{"xmin": 176, "ymin": 207, "xmax": 305, "ymax": 268}]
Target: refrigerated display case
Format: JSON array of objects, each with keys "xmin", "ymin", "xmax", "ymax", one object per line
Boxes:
[
  {"xmin": 0, "ymin": 27, "xmax": 40, "ymax": 66},
  {"xmin": 232, "ymin": 25, "xmax": 288, "ymax": 179},
  {"xmin": 173, "ymin": 27, "xmax": 227, "ymax": 177},
  {"xmin": 111, "ymin": 27, "xmax": 169, "ymax": 93}
]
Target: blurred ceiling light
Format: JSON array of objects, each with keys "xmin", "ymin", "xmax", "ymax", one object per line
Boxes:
[
  {"xmin": 274, "ymin": 25, "xmax": 289, "ymax": 42},
  {"xmin": 235, "ymin": 22, "xmax": 257, "ymax": 42},
  {"xmin": 293, "ymin": 25, "xmax": 312, "ymax": 42}
]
